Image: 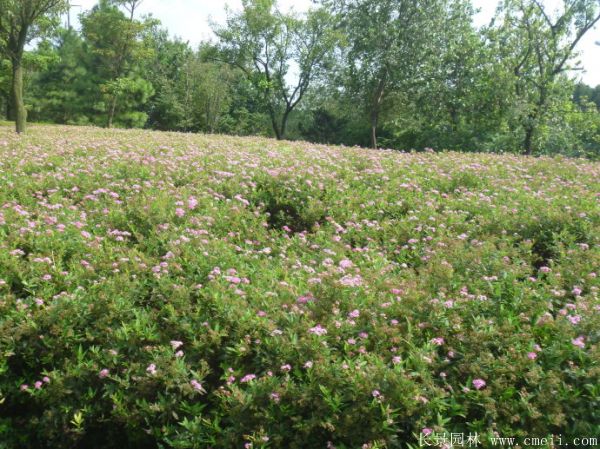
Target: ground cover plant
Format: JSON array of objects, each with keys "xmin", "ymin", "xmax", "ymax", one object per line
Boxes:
[{"xmin": 0, "ymin": 123, "xmax": 598, "ymax": 448}]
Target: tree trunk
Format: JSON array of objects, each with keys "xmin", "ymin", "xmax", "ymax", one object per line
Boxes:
[
  {"xmin": 270, "ymin": 110, "xmax": 282, "ymax": 140},
  {"xmin": 523, "ymin": 92, "xmax": 546, "ymax": 156},
  {"xmin": 370, "ymin": 71, "xmax": 387, "ymax": 150},
  {"xmin": 279, "ymin": 108, "xmax": 291, "ymax": 141},
  {"xmin": 11, "ymin": 59, "xmax": 27, "ymax": 134},
  {"xmin": 523, "ymin": 125, "xmax": 534, "ymax": 156},
  {"xmin": 370, "ymin": 109, "xmax": 378, "ymax": 149},
  {"xmin": 107, "ymin": 95, "xmax": 117, "ymax": 128}
]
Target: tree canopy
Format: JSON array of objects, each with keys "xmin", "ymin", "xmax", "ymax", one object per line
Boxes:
[{"xmin": 1, "ymin": 0, "xmax": 599, "ymax": 158}]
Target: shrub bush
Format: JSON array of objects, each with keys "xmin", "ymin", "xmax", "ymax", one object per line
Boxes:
[{"xmin": 0, "ymin": 125, "xmax": 598, "ymax": 448}]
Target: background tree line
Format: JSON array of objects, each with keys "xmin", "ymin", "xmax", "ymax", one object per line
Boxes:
[{"xmin": 1, "ymin": 0, "xmax": 599, "ymax": 157}]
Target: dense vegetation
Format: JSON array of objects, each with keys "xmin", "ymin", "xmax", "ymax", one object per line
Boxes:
[
  {"xmin": 0, "ymin": 123, "xmax": 598, "ymax": 448},
  {"xmin": 1, "ymin": 0, "xmax": 600, "ymax": 157}
]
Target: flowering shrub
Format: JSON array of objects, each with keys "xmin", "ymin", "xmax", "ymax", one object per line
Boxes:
[{"xmin": 0, "ymin": 125, "xmax": 598, "ymax": 448}]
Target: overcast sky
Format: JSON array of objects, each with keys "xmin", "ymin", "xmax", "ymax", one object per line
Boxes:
[{"xmin": 69, "ymin": 0, "xmax": 600, "ymax": 86}]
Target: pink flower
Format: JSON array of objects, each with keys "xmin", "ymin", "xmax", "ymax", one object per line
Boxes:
[
  {"xmin": 348, "ymin": 309, "xmax": 360, "ymax": 319},
  {"xmin": 431, "ymin": 337, "xmax": 444, "ymax": 346},
  {"xmin": 34, "ymin": 381, "xmax": 43, "ymax": 390},
  {"xmin": 190, "ymin": 380, "xmax": 204, "ymax": 392},
  {"xmin": 175, "ymin": 208, "xmax": 185, "ymax": 218},
  {"xmin": 308, "ymin": 324, "xmax": 327, "ymax": 336},
  {"xmin": 572, "ymin": 287, "xmax": 582, "ymax": 296},
  {"xmin": 572, "ymin": 336, "xmax": 585, "ymax": 349},
  {"xmin": 146, "ymin": 364, "xmax": 157, "ymax": 375},
  {"xmin": 224, "ymin": 276, "xmax": 241, "ymax": 284},
  {"xmin": 539, "ymin": 266, "xmax": 551, "ymax": 273},
  {"xmin": 339, "ymin": 275, "xmax": 363, "ymax": 287},
  {"xmin": 339, "ymin": 259, "xmax": 353, "ymax": 269},
  {"xmin": 42, "ymin": 376, "xmax": 50, "ymax": 383},
  {"xmin": 472, "ymin": 378, "xmax": 486, "ymax": 390},
  {"xmin": 422, "ymin": 428, "xmax": 433, "ymax": 436},
  {"xmin": 240, "ymin": 374, "xmax": 256, "ymax": 383},
  {"xmin": 170, "ymin": 340, "xmax": 183, "ymax": 350},
  {"xmin": 304, "ymin": 361, "xmax": 313, "ymax": 369},
  {"xmin": 280, "ymin": 364, "xmax": 292, "ymax": 372},
  {"xmin": 392, "ymin": 356, "xmax": 402, "ymax": 365},
  {"xmin": 187, "ymin": 197, "xmax": 198, "ymax": 210},
  {"xmin": 296, "ymin": 294, "xmax": 315, "ymax": 304},
  {"xmin": 99, "ymin": 369, "xmax": 110, "ymax": 379},
  {"xmin": 20, "ymin": 384, "xmax": 29, "ymax": 391},
  {"xmin": 527, "ymin": 352, "xmax": 537, "ymax": 360},
  {"xmin": 372, "ymin": 389, "xmax": 381, "ymax": 398}
]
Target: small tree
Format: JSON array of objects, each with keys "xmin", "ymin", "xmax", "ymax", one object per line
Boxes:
[
  {"xmin": 213, "ymin": 0, "xmax": 338, "ymax": 140},
  {"xmin": 491, "ymin": 0, "xmax": 600, "ymax": 154},
  {"xmin": 0, "ymin": 0, "xmax": 66, "ymax": 133}
]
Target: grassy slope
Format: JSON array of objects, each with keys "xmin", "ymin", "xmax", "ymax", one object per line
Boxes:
[{"xmin": 0, "ymin": 124, "xmax": 599, "ymax": 448}]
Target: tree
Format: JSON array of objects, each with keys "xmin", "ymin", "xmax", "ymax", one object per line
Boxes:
[
  {"xmin": 375, "ymin": 0, "xmax": 504, "ymax": 151},
  {"xmin": 213, "ymin": 0, "xmax": 338, "ymax": 140},
  {"xmin": 573, "ymin": 82, "xmax": 600, "ymax": 110},
  {"xmin": 0, "ymin": 0, "xmax": 66, "ymax": 133},
  {"xmin": 80, "ymin": 0, "xmax": 153, "ymax": 127},
  {"xmin": 110, "ymin": 0, "xmax": 144, "ymax": 21},
  {"xmin": 322, "ymin": 0, "xmax": 454, "ymax": 148},
  {"xmin": 27, "ymin": 28, "xmax": 96, "ymax": 124},
  {"xmin": 143, "ymin": 26, "xmax": 195, "ymax": 131},
  {"xmin": 490, "ymin": 0, "xmax": 600, "ymax": 154},
  {"xmin": 0, "ymin": 57, "xmax": 10, "ymax": 118}
]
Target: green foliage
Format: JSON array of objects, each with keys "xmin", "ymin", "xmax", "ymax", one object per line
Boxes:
[
  {"xmin": 486, "ymin": 0, "xmax": 600, "ymax": 155},
  {"xmin": 0, "ymin": 0, "xmax": 67, "ymax": 132},
  {"xmin": 0, "ymin": 124, "xmax": 599, "ymax": 447},
  {"xmin": 213, "ymin": 0, "xmax": 339, "ymax": 139},
  {"xmin": 5, "ymin": 0, "xmax": 600, "ymax": 157},
  {"xmin": 80, "ymin": 0, "xmax": 155, "ymax": 127},
  {"xmin": 26, "ymin": 29, "xmax": 94, "ymax": 124}
]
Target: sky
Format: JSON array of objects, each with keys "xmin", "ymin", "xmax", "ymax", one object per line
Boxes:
[{"xmin": 69, "ymin": 0, "xmax": 600, "ymax": 86}]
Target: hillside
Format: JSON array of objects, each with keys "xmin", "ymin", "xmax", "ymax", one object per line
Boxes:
[{"xmin": 0, "ymin": 124, "xmax": 599, "ymax": 448}]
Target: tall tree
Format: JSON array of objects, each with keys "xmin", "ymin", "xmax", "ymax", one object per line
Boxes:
[
  {"xmin": 143, "ymin": 26, "xmax": 195, "ymax": 131},
  {"xmin": 110, "ymin": 0, "xmax": 143, "ymax": 21},
  {"xmin": 0, "ymin": 0, "xmax": 66, "ymax": 133},
  {"xmin": 370, "ymin": 0, "xmax": 501, "ymax": 151},
  {"xmin": 28, "ymin": 28, "xmax": 96, "ymax": 124},
  {"xmin": 80, "ymin": 0, "xmax": 153, "ymax": 127},
  {"xmin": 213, "ymin": 0, "xmax": 339, "ymax": 140},
  {"xmin": 491, "ymin": 0, "xmax": 600, "ymax": 154},
  {"xmin": 323, "ymin": 0, "xmax": 450, "ymax": 148}
]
